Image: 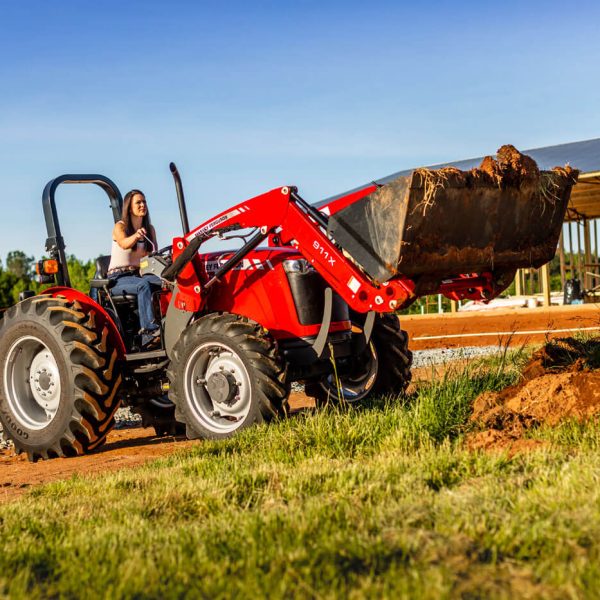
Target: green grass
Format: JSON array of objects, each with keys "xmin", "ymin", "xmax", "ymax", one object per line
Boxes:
[{"xmin": 2, "ymin": 350, "xmax": 600, "ymax": 599}]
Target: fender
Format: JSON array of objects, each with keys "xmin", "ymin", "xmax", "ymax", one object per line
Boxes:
[{"xmin": 40, "ymin": 287, "xmax": 127, "ymax": 357}]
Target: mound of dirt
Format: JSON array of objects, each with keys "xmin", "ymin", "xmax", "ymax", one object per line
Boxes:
[
  {"xmin": 466, "ymin": 338, "xmax": 600, "ymax": 454},
  {"xmin": 479, "ymin": 144, "xmax": 541, "ymax": 186}
]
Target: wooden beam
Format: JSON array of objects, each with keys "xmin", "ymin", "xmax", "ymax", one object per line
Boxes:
[
  {"xmin": 515, "ymin": 268, "xmax": 522, "ymax": 296},
  {"xmin": 577, "ymin": 220, "xmax": 583, "ymax": 282},
  {"xmin": 584, "ymin": 218, "xmax": 592, "ymax": 290},
  {"xmin": 577, "ymin": 171, "xmax": 600, "ymax": 181},
  {"xmin": 541, "ymin": 262, "xmax": 551, "ymax": 307},
  {"xmin": 558, "ymin": 228, "xmax": 566, "ymax": 289},
  {"xmin": 568, "ymin": 221, "xmax": 575, "ymax": 279},
  {"xmin": 595, "ymin": 219, "xmax": 599, "ymax": 279}
]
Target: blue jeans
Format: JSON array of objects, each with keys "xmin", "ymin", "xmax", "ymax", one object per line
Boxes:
[{"xmin": 108, "ymin": 274, "xmax": 161, "ymax": 332}]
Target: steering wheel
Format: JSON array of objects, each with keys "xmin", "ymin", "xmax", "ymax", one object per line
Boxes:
[{"xmin": 152, "ymin": 245, "xmax": 173, "ymax": 258}]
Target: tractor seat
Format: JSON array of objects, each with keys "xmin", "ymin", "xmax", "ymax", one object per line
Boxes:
[{"xmin": 89, "ymin": 256, "xmax": 137, "ymax": 303}]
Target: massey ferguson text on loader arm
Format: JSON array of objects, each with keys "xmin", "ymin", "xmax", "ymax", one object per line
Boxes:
[{"xmin": 162, "ymin": 185, "xmax": 499, "ymax": 317}]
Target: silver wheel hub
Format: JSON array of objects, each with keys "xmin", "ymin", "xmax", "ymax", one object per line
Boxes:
[
  {"xmin": 30, "ymin": 351, "xmax": 61, "ymax": 410},
  {"xmin": 184, "ymin": 342, "xmax": 252, "ymax": 434},
  {"xmin": 206, "ymin": 370, "xmax": 238, "ymax": 405},
  {"xmin": 4, "ymin": 336, "xmax": 62, "ymax": 430}
]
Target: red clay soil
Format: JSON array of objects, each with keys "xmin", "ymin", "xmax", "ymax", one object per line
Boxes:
[
  {"xmin": 0, "ymin": 392, "xmax": 317, "ymax": 504},
  {"xmin": 0, "ymin": 428, "xmax": 196, "ymax": 504},
  {"xmin": 401, "ymin": 303, "xmax": 600, "ymax": 350},
  {"xmin": 478, "ymin": 144, "xmax": 540, "ymax": 185},
  {"xmin": 466, "ymin": 337, "xmax": 600, "ymax": 454}
]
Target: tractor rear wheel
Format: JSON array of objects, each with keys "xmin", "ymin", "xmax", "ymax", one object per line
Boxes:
[
  {"xmin": 306, "ymin": 313, "xmax": 412, "ymax": 405},
  {"xmin": 0, "ymin": 296, "xmax": 122, "ymax": 460},
  {"xmin": 168, "ymin": 313, "xmax": 288, "ymax": 440}
]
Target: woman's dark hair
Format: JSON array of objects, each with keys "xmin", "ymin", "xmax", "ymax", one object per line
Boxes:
[{"xmin": 122, "ymin": 189, "xmax": 155, "ymax": 251}]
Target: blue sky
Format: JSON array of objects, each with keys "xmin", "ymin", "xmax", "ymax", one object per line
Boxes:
[{"xmin": 1, "ymin": 0, "xmax": 599, "ymax": 260}]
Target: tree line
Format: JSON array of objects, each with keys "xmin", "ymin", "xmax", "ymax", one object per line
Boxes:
[{"xmin": 0, "ymin": 251, "xmax": 96, "ymax": 307}]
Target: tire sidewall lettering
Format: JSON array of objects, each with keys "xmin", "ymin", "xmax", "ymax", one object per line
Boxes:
[{"xmin": 0, "ymin": 409, "xmax": 29, "ymax": 440}]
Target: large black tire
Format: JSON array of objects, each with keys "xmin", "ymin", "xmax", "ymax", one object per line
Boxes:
[
  {"xmin": 0, "ymin": 296, "xmax": 122, "ymax": 461},
  {"xmin": 168, "ymin": 313, "xmax": 289, "ymax": 440},
  {"xmin": 370, "ymin": 313, "xmax": 413, "ymax": 395},
  {"xmin": 306, "ymin": 313, "xmax": 412, "ymax": 405}
]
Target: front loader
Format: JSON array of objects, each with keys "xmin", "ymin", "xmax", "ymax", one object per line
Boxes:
[{"xmin": 0, "ymin": 147, "xmax": 578, "ymax": 459}]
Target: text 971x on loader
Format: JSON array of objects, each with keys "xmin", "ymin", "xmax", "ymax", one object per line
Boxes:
[{"xmin": 0, "ymin": 146, "xmax": 578, "ymax": 460}]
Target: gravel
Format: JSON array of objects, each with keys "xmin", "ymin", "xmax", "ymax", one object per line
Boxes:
[
  {"xmin": 0, "ymin": 428, "xmax": 10, "ymax": 450},
  {"xmin": 114, "ymin": 407, "xmax": 143, "ymax": 429},
  {"xmin": 412, "ymin": 345, "xmax": 502, "ymax": 368}
]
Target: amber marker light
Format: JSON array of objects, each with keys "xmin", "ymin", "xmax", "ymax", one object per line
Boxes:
[{"xmin": 36, "ymin": 259, "xmax": 59, "ymax": 275}]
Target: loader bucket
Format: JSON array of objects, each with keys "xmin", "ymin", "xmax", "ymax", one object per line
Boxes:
[{"xmin": 328, "ymin": 146, "xmax": 578, "ymax": 283}]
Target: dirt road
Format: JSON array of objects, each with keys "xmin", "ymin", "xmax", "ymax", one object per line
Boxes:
[
  {"xmin": 401, "ymin": 303, "xmax": 600, "ymax": 350},
  {"xmin": 0, "ymin": 393, "xmax": 316, "ymax": 503}
]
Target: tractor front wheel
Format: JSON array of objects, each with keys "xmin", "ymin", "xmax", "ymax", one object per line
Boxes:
[{"xmin": 168, "ymin": 313, "xmax": 288, "ymax": 440}]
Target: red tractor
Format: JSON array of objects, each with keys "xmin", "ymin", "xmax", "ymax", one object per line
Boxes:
[{"xmin": 0, "ymin": 153, "xmax": 577, "ymax": 460}]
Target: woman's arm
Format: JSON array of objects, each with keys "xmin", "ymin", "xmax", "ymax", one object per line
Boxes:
[{"xmin": 113, "ymin": 222, "xmax": 146, "ymax": 250}]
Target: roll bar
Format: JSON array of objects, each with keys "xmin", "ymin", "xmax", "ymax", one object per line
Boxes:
[{"xmin": 42, "ymin": 174, "xmax": 123, "ymax": 287}]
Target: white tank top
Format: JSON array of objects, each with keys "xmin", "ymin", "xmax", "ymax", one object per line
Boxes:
[{"xmin": 108, "ymin": 222, "xmax": 148, "ymax": 271}]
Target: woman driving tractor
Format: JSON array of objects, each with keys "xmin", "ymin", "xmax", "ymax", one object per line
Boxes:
[{"xmin": 108, "ymin": 189, "xmax": 161, "ymax": 347}]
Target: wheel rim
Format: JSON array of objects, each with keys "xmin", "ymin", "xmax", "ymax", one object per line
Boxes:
[
  {"xmin": 183, "ymin": 341, "xmax": 252, "ymax": 434},
  {"xmin": 4, "ymin": 335, "xmax": 62, "ymax": 430},
  {"xmin": 321, "ymin": 341, "xmax": 378, "ymax": 403}
]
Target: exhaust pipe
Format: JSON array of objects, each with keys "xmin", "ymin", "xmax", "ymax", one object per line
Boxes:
[{"xmin": 170, "ymin": 162, "xmax": 190, "ymax": 236}]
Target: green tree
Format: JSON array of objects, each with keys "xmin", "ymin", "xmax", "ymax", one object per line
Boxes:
[
  {"xmin": 0, "ymin": 267, "xmax": 19, "ymax": 307},
  {"xmin": 6, "ymin": 250, "xmax": 34, "ymax": 279},
  {"xmin": 0, "ymin": 251, "xmax": 99, "ymax": 307},
  {"xmin": 66, "ymin": 255, "xmax": 96, "ymax": 294}
]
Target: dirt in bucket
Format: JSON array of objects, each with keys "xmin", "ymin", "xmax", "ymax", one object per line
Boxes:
[
  {"xmin": 479, "ymin": 144, "xmax": 540, "ymax": 186},
  {"xmin": 465, "ymin": 337, "xmax": 600, "ymax": 454},
  {"xmin": 416, "ymin": 144, "xmax": 577, "ymax": 192}
]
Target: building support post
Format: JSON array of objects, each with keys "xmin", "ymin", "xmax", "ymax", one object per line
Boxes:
[
  {"xmin": 584, "ymin": 218, "xmax": 592, "ymax": 291},
  {"xmin": 595, "ymin": 219, "xmax": 599, "ymax": 279},
  {"xmin": 541, "ymin": 262, "xmax": 551, "ymax": 307},
  {"xmin": 515, "ymin": 268, "xmax": 522, "ymax": 296},
  {"xmin": 577, "ymin": 220, "xmax": 583, "ymax": 282},
  {"xmin": 558, "ymin": 228, "xmax": 566, "ymax": 290}
]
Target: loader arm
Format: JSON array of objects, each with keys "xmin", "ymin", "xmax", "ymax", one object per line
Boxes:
[{"xmin": 170, "ymin": 185, "xmax": 499, "ymax": 315}]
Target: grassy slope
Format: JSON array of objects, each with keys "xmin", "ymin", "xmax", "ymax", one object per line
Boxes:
[{"xmin": 2, "ymin": 353, "xmax": 600, "ymax": 599}]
